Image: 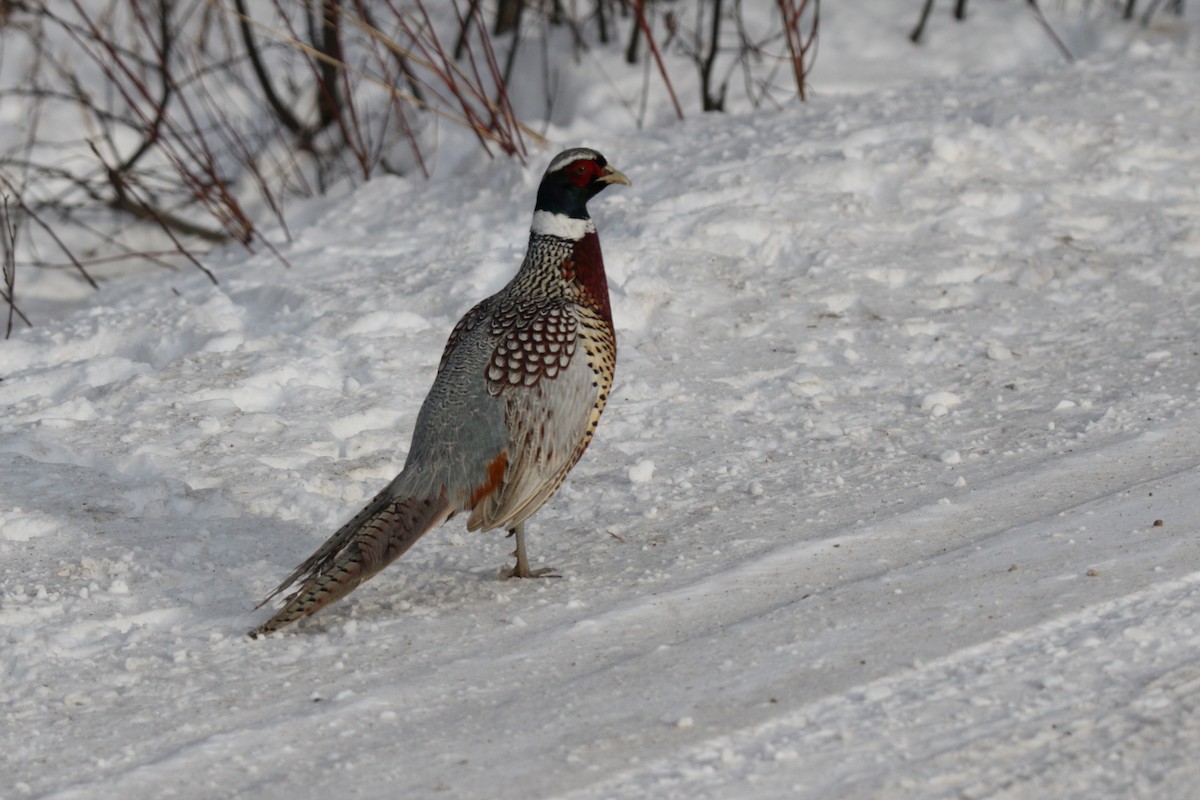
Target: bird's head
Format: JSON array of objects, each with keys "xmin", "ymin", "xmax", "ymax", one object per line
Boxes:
[{"xmin": 535, "ymin": 148, "xmax": 631, "ymax": 221}]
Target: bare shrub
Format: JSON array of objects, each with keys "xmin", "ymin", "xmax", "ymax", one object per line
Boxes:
[
  {"xmin": 910, "ymin": 0, "xmax": 1073, "ymax": 60},
  {"xmin": 0, "ymin": 0, "xmax": 533, "ymax": 333},
  {"xmin": 0, "ymin": 1, "xmax": 824, "ymax": 334}
]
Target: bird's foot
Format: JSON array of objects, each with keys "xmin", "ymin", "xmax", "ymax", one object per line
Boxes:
[
  {"xmin": 501, "ymin": 523, "xmax": 559, "ymax": 579},
  {"xmin": 499, "ymin": 562, "xmax": 560, "ymax": 580}
]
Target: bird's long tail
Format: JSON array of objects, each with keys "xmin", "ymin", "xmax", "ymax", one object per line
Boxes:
[{"xmin": 250, "ymin": 485, "xmax": 453, "ymax": 637}]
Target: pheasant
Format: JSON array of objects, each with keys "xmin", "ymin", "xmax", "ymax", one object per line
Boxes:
[{"xmin": 251, "ymin": 148, "xmax": 630, "ymax": 637}]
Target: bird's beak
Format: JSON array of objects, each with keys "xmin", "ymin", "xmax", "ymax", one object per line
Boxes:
[{"xmin": 599, "ymin": 165, "xmax": 632, "ymax": 186}]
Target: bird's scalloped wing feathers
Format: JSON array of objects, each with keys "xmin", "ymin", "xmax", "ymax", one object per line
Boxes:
[{"xmin": 480, "ymin": 298, "xmax": 579, "ymax": 393}]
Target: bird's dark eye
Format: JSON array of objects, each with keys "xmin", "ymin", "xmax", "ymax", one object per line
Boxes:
[{"xmin": 575, "ymin": 163, "xmax": 588, "ymax": 174}]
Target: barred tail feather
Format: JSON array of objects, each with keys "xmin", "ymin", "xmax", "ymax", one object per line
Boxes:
[{"xmin": 250, "ymin": 492, "xmax": 452, "ymax": 637}]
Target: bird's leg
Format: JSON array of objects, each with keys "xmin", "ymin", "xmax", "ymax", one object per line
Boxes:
[{"xmin": 500, "ymin": 523, "xmax": 559, "ymax": 579}]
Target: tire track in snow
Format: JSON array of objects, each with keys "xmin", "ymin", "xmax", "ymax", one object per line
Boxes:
[
  {"xmin": 45, "ymin": 412, "xmax": 1200, "ymax": 800},
  {"xmin": 544, "ymin": 417, "xmax": 1200, "ymax": 798},
  {"xmin": 562, "ymin": 573, "xmax": 1200, "ymax": 800}
]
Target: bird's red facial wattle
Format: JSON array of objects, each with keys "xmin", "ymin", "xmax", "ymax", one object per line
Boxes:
[{"xmin": 564, "ymin": 159, "xmax": 606, "ymax": 187}]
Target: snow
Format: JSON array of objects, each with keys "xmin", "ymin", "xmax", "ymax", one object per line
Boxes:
[{"xmin": 4, "ymin": 1, "xmax": 1200, "ymax": 798}]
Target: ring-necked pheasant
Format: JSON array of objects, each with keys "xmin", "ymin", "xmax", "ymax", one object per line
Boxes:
[{"xmin": 251, "ymin": 148, "xmax": 630, "ymax": 636}]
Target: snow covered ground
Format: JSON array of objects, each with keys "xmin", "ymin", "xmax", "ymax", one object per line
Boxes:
[{"xmin": 4, "ymin": 2, "xmax": 1200, "ymax": 798}]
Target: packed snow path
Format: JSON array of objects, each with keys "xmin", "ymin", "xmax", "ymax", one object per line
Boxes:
[{"xmin": 4, "ymin": 21, "xmax": 1200, "ymax": 800}]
